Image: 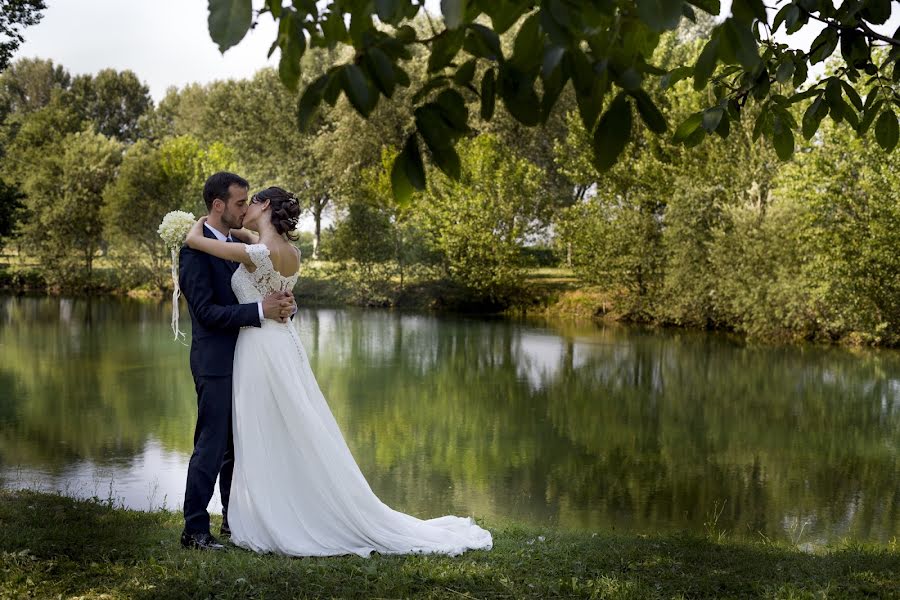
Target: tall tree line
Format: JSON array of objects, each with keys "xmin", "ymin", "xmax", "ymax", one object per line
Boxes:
[{"xmin": 0, "ymin": 26, "xmax": 898, "ymax": 344}]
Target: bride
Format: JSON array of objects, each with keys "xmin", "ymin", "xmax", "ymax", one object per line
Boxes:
[{"xmin": 184, "ymin": 186, "xmax": 492, "ymax": 557}]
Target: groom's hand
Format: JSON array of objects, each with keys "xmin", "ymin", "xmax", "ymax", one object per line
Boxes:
[{"xmin": 262, "ymin": 291, "xmax": 295, "ymax": 323}]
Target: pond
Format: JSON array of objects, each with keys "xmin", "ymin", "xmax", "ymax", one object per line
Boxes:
[{"xmin": 0, "ymin": 295, "xmax": 897, "ymax": 546}]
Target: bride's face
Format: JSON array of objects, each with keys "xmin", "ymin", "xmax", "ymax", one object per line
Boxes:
[{"xmin": 244, "ymin": 196, "xmax": 269, "ymax": 230}]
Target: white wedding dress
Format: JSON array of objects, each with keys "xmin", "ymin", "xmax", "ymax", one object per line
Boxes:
[{"xmin": 226, "ymin": 243, "xmax": 492, "ymax": 557}]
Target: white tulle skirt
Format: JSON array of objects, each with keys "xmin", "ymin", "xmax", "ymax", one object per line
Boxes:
[{"xmin": 228, "ymin": 320, "xmax": 493, "ymax": 557}]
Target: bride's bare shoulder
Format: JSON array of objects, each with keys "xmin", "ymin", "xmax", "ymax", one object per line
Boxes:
[{"xmin": 268, "ymin": 239, "xmax": 300, "ymax": 277}]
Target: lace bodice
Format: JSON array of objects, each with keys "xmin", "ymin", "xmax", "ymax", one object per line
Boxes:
[{"xmin": 231, "ymin": 243, "xmax": 299, "ymax": 303}]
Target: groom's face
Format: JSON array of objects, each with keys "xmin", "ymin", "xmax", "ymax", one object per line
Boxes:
[{"xmin": 221, "ymin": 184, "xmax": 249, "ymax": 230}]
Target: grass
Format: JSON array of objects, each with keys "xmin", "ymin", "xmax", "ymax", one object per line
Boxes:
[{"xmin": 1, "ymin": 490, "xmax": 898, "ymax": 599}]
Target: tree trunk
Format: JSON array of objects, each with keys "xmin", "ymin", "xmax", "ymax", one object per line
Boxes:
[{"xmin": 311, "ymin": 200, "xmax": 324, "ymax": 260}]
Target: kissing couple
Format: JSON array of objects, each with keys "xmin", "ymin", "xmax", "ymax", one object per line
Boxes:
[{"xmin": 177, "ymin": 171, "xmax": 492, "ymax": 556}]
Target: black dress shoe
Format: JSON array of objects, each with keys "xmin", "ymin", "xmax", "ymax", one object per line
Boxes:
[
  {"xmin": 220, "ymin": 521, "xmax": 231, "ymax": 538},
  {"xmin": 180, "ymin": 531, "xmax": 226, "ymax": 551}
]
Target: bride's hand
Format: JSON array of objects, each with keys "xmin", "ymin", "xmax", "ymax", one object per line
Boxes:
[{"xmin": 186, "ymin": 217, "xmax": 207, "ymax": 248}]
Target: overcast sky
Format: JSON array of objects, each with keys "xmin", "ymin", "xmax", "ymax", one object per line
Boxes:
[{"xmin": 12, "ymin": 1, "xmax": 899, "ymax": 103}]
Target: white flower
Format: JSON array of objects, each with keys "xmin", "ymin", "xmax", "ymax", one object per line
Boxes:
[{"xmin": 157, "ymin": 211, "xmax": 195, "ymax": 249}]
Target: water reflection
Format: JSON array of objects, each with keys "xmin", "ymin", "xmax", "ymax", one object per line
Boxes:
[{"xmin": 0, "ymin": 295, "xmax": 897, "ymax": 545}]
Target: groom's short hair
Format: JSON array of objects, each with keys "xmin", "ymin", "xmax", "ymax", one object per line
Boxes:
[{"xmin": 203, "ymin": 172, "xmax": 249, "ymax": 210}]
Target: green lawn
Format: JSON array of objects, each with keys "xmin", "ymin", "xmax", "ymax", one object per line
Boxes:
[{"xmin": 1, "ymin": 490, "xmax": 897, "ymax": 599}]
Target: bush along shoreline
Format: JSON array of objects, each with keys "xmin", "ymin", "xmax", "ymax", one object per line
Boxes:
[
  {"xmin": 4, "ymin": 258, "xmax": 900, "ymax": 347},
  {"xmin": 1, "ymin": 490, "xmax": 898, "ymax": 599}
]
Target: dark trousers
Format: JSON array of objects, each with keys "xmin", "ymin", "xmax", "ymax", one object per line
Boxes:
[{"xmin": 183, "ymin": 375, "xmax": 234, "ymax": 535}]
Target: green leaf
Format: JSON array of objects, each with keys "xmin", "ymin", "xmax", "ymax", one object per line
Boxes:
[
  {"xmin": 297, "ymin": 73, "xmax": 329, "ymax": 132},
  {"xmin": 321, "ymin": 7, "xmax": 349, "ymax": 48},
  {"xmin": 661, "ymin": 66, "xmax": 693, "ymax": 90},
  {"xmin": 731, "ymin": 0, "xmax": 766, "ymax": 22},
  {"xmin": 809, "ymin": 26, "xmax": 838, "ymax": 64},
  {"xmin": 395, "ymin": 24, "xmax": 417, "ymax": 43},
  {"xmin": 415, "ymin": 106, "xmax": 462, "ymax": 178},
  {"xmin": 841, "ymin": 81, "xmax": 863, "ymax": 112},
  {"xmin": 693, "ymin": 35, "xmax": 720, "ymax": 91},
  {"xmin": 394, "ymin": 65, "xmax": 411, "ymax": 87},
  {"xmin": 861, "ymin": 0, "xmax": 891, "ymax": 24},
  {"xmin": 775, "ymin": 59, "xmax": 794, "ymax": 84},
  {"xmin": 721, "ymin": 18, "xmax": 760, "ymax": 70},
  {"xmin": 592, "ymin": 93, "xmax": 632, "ymax": 171},
  {"xmin": 637, "ymin": 0, "xmax": 684, "ymax": 32},
  {"xmin": 687, "ymin": 0, "xmax": 720, "ymax": 14},
  {"xmin": 714, "ymin": 112, "xmax": 730, "ymax": 138},
  {"xmin": 576, "ymin": 83, "xmax": 603, "ymax": 132},
  {"xmin": 875, "ymin": 109, "xmax": 899, "ymax": 152},
  {"xmin": 632, "ymin": 89, "xmax": 667, "ymax": 134},
  {"xmin": 391, "ymin": 134, "xmax": 425, "ymax": 205},
  {"xmin": 840, "ymin": 29, "xmax": 870, "ymax": 67},
  {"xmin": 792, "ymin": 60, "xmax": 808, "ymax": 88},
  {"xmin": 435, "ymin": 89, "xmax": 469, "ymax": 132},
  {"xmin": 277, "ymin": 11, "xmax": 307, "ymax": 91},
  {"xmin": 566, "ymin": 47, "xmax": 595, "ymax": 96},
  {"xmin": 208, "ymin": 0, "xmax": 252, "ymax": 53},
  {"xmin": 480, "ymin": 68, "xmax": 496, "ymax": 120},
  {"xmin": 751, "ymin": 110, "xmax": 768, "ymax": 141},
  {"xmin": 771, "ymin": 4, "xmax": 792, "ymax": 32},
  {"xmin": 366, "ymin": 47, "xmax": 397, "ymax": 97},
  {"xmin": 484, "ymin": 0, "xmax": 527, "ymax": 34},
  {"xmin": 323, "ymin": 67, "xmax": 343, "ymax": 105},
  {"xmin": 441, "ymin": 0, "xmax": 467, "ymax": 29},
  {"xmin": 858, "ymin": 98, "xmax": 884, "ymax": 136},
  {"xmin": 772, "ymin": 117, "xmax": 794, "ymax": 160},
  {"xmin": 464, "ymin": 24, "xmax": 503, "ymax": 61},
  {"xmin": 428, "ymin": 29, "xmax": 465, "ymax": 72},
  {"xmin": 673, "ymin": 112, "xmax": 704, "ymax": 143},
  {"xmin": 375, "ymin": 0, "xmax": 403, "ymax": 24},
  {"xmin": 542, "ymin": 46, "xmax": 566, "ymax": 81},
  {"xmin": 512, "ymin": 13, "xmax": 543, "ymax": 72},
  {"xmin": 801, "ymin": 96, "xmax": 827, "ymax": 139},
  {"xmin": 498, "ymin": 64, "xmax": 541, "ymax": 126},
  {"xmin": 453, "ymin": 59, "xmax": 477, "ymax": 86},
  {"xmin": 342, "ymin": 64, "xmax": 377, "ymax": 117},
  {"xmin": 702, "ymin": 107, "xmax": 724, "ymax": 133}
]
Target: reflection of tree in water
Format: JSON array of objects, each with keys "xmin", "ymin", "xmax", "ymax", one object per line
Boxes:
[
  {"xmin": 539, "ymin": 329, "xmax": 900, "ymax": 542},
  {"xmin": 1, "ymin": 296, "xmax": 897, "ymax": 542},
  {"xmin": 302, "ymin": 311, "xmax": 898, "ymax": 542},
  {"xmin": 0, "ymin": 296, "xmax": 197, "ymax": 469}
]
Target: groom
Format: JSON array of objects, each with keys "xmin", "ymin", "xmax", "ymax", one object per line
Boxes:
[{"xmin": 178, "ymin": 171, "xmax": 296, "ymax": 551}]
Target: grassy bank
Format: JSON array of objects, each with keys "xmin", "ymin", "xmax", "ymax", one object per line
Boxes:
[{"xmin": 0, "ymin": 490, "xmax": 897, "ymax": 599}]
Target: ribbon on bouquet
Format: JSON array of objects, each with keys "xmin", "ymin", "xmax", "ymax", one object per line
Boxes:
[{"xmin": 170, "ymin": 247, "xmax": 187, "ymax": 344}]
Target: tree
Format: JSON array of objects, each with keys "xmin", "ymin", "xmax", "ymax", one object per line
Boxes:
[
  {"xmin": 17, "ymin": 130, "xmax": 122, "ymax": 288},
  {"xmin": 416, "ymin": 134, "xmax": 545, "ymax": 302},
  {"xmin": 0, "ymin": 177, "xmax": 22, "ymax": 247},
  {"xmin": 68, "ymin": 69, "xmax": 152, "ymax": 143},
  {"xmin": 0, "ymin": 1, "xmax": 46, "ymax": 72},
  {"xmin": 209, "ymin": 0, "xmax": 900, "ymax": 203},
  {"xmin": 0, "ymin": 57, "xmax": 70, "ymax": 119},
  {"xmin": 102, "ymin": 136, "xmax": 236, "ymax": 290}
]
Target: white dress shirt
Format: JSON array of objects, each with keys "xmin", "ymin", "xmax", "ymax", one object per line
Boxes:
[{"xmin": 205, "ymin": 222, "xmax": 264, "ymax": 324}]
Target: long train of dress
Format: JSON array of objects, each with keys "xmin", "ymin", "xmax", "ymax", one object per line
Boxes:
[{"xmin": 227, "ymin": 244, "xmax": 492, "ymax": 557}]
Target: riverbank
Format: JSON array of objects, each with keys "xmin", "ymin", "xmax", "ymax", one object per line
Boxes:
[
  {"xmin": 1, "ymin": 490, "xmax": 897, "ymax": 599},
  {"xmin": 0, "ymin": 260, "xmax": 608, "ymax": 318}
]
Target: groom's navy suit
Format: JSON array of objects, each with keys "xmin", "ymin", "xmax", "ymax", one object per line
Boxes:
[{"xmin": 179, "ymin": 225, "xmax": 260, "ymax": 535}]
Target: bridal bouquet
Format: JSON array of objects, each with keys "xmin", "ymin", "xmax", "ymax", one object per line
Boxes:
[{"xmin": 158, "ymin": 210, "xmax": 195, "ymax": 342}]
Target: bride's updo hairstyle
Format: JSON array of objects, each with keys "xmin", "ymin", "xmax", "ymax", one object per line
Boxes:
[{"xmin": 252, "ymin": 186, "xmax": 301, "ymax": 241}]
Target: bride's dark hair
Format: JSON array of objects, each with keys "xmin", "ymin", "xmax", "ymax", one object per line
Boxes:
[{"xmin": 252, "ymin": 186, "xmax": 301, "ymax": 241}]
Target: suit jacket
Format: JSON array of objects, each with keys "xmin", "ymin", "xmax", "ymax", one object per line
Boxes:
[{"xmin": 179, "ymin": 226, "xmax": 260, "ymax": 378}]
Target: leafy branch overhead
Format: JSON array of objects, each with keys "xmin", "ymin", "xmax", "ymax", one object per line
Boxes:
[{"xmin": 208, "ymin": 0, "xmax": 900, "ymax": 202}]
